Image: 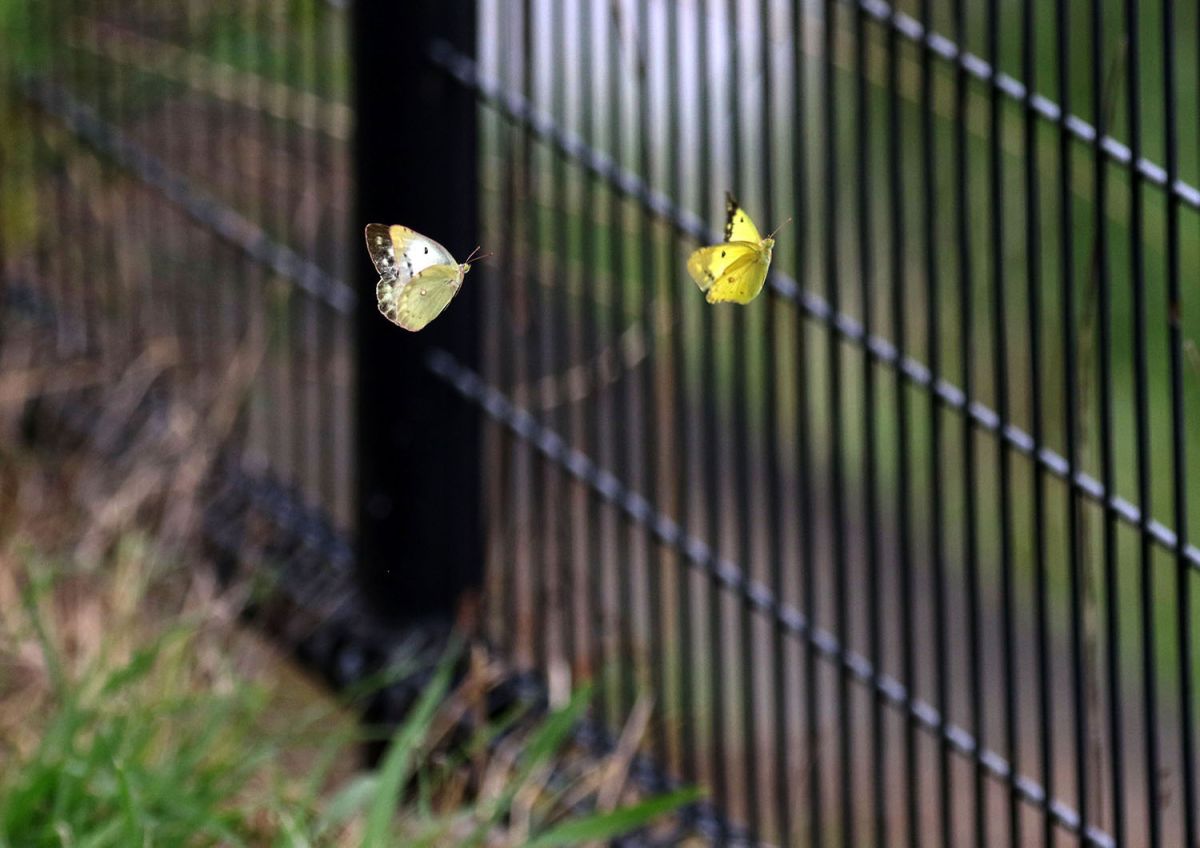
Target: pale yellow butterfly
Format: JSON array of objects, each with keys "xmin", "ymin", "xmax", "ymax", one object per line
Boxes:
[
  {"xmin": 364, "ymin": 223, "xmax": 487, "ymax": 331},
  {"xmin": 686, "ymin": 192, "xmax": 789, "ymax": 305}
]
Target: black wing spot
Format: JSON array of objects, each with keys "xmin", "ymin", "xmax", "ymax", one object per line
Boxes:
[
  {"xmin": 720, "ymin": 250, "xmax": 726, "ymax": 258},
  {"xmin": 424, "ymin": 246, "xmax": 429, "ymax": 254},
  {"xmin": 724, "ymin": 192, "xmax": 740, "ymax": 241}
]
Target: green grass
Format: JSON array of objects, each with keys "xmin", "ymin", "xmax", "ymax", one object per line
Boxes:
[{"xmin": 0, "ymin": 533, "xmax": 697, "ymax": 847}]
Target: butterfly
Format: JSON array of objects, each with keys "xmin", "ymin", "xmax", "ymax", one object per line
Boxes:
[
  {"xmin": 364, "ymin": 224, "xmax": 486, "ymax": 331},
  {"xmin": 686, "ymin": 192, "xmax": 788, "ymax": 305}
]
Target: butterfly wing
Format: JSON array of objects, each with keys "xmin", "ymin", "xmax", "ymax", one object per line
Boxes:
[
  {"xmin": 700, "ymin": 241, "xmax": 772, "ymax": 303},
  {"xmin": 705, "ymin": 251, "xmax": 771, "ymax": 304},
  {"xmin": 364, "ymin": 224, "xmax": 458, "ymax": 282},
  {"xmin": 687, "ymin": 241, "xmax": 758, "ymax": 295},
  {"xmin": 365, "ymin": 224, "xmax": 400, "ymax": 278},
  {"xmin": 377, "ymin": 264, "xmax": 465, "ymax": 331},
  {"xmin": 724, "ymin": 191, "xmax": 763, "ymax": 243}
]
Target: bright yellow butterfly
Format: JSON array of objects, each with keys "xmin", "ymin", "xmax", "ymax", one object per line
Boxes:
[
  {"xmin": 686, "ymin": 192, "xmax": 786, "ymax": 305},
  {"xmin": 364, "ymin": 223, "xmax": 486, "ymax": 331}
]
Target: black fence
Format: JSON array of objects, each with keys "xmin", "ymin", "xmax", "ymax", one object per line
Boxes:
[{"xmin": 3, "ymin": 0, "xmax": 1200, "ymax": 846}]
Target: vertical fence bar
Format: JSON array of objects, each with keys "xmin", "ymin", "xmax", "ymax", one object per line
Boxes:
[
  {"xmin": 184, "ymin": 0, "xmax": 204, "ymax": 366},
  {"xmin": 85, "ymin": 0, "xmax": 110, "ymax": 362},
  {"xmin": 1020, "ymin": 0, "xmax": 1055, "ymax": 843},
  {"xmin": 633, "ymin": 0, "xmax": 663, "ymax": 763},
  {"xmin": 35, "ymin": 0, "xmax": 64, "ymax": 358},
  {"xmin": 1122, "ymin": 0, "xmax": 1159, "ymax": 843},
  {"xmin": 518, "ymin": 0, "xmax": 535, "ymax": 670},
  {"xmin": 605, "ymin": 0, "xmax": 636, "ymax": 721},
  {"xmin": 950, "ymin": 0, "xmax": 985, "ymax": 841},
  {"xmin": 760, "ymin": 0, "xmax": 790, "ymax": 842},
  {"xmin": 300, "ymin": 5, "xmax": 323, "ymax": 507},
  {"xmin": 1053, "ymin": 0, "xmax": 1092, "ymax": 839},
  {"xmin": 353, "ymin": 0, "xmax": 481, "ymax": 621},
  {"xmin": 178, "ymin": 0, "xmax": 197, "ymax": 366},
  {"xmin": 650, "ymin": 0, "xmax": 673, "ymax": 773},
  {"xmin": 917, "ymin": 0, "xmax": 952, "ymax": 842},
  {"xmin": 587, "ymin": 0, "xmax": 618, "ymax": 727},
  {"xmin": 579, "ymin": 0, "xmax": 609, "ymax": 719},
  {"xmin": 665, "ymin": 0, "xmax": 696, "ymax": 789},
  {"xmin": 242, "ymin": 0, "xmax": 266, "ymax": 468},
  {"xmin": 986, "ymin": 0, "xmax": 1019, "ymax": 844},
  {"xmin": 90, "ymin": 0, "xmax": 111, "ymax": 359},
  {"xmin": 335, "ymin": 5, "xmax": 352, "ymax": 527},
  {"xmin": 207, "ymin": 0, "xmax": 229, "ymax": 375},
  {"xmin": 280, "ymin": 0, "xmax": 305, "ymax": 495},
  {"xmin": 883, "ymin": 5, "xmax": 919, "ymax": 845},
  {"xmin": 306, "ymin": 0, "xmax": 324, "ymax": 507},
  {"xmin": 527, "ymin": 0, "xmax": 548, "ymax": 679},
  {"xmin": 131, "ymin": 0, "xmax": 146, "ymax": 356},
  {"xmin": 1162, "ymin": 0, "xmax": 1196, "ymax": 842},
  {"xmin": 551, "ymin": 0, "xmax": 576, "ymax": 689},
  {"xmin": 59, "ymin": 0, "xmax": 78, "ymax": 359},
  {"xmin": 544, "ymin": 0, "xmax": 569, "ymax": 690},
  {"xmin": 56, "ymin": 0, "xmax": 87, "ymax": 359},
  {"xmin": 17, "ymin": 1, "xmax": 38, "ymax": 354},
  {"xmin": 260, "ymin": 0, "xmax": 283, "ymax": 428},
  {"xmin": 1091, "ymin": 0, "xmax": 1123, "ymax": 841},
  {"xmin": 1, "ymin": 7, "xmax": 24, "ymax": 351},
  {"xmin": 821, "ymin": 0, "xmax": 852, "ymax": 843},
  {"xmin": 224, "ymin": 0, "xmax": 252, "ymax": 472},
  {"xmin": 36, "ymin": 0, "xmax": 58, "ymax": 356},
  {"xmin": 498, "ymin": 0, "xmax": 522, "ymax": 664},
  {"xmin": 792, "ymin": 1, "xmax": 822, "ymax": 844},
  {"xmin": 42, "ymin": 0, "xmax": 64, "ymax": 357},
  {"xmin": 314, "ymin": 2, "xmax": 338, "ymax": 515},
  {"xmin": 724, "ymin": 0, "xmax": 762, "ymax": 836},
  {"xmin": 520, "ymin": 0, "xmax": 545, "ymax": 672},
  {"xmin": 852, "ymin": 2, "xmax": 884, "ymax": 844},
  {"xmin": 696, "ymin": 0, "xmax": 729, "ymax": 834}
]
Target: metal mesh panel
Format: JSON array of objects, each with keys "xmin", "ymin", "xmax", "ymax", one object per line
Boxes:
[
  {"xmin": 458, "ymin": 1, "xmax": 1200, "ymax": 844},
  {"xmin": 2, "ymin": 0, "xmax": 355, "ymax": 528}
]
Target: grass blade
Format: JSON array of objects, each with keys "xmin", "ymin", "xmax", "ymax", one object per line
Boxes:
[
  {"xmin": 522, "ymin": 786, "xmax": 703, "ymax": 848},
  {"xmin": 362, "ymin": 649, "xmax": 459, "ymax": 847}
]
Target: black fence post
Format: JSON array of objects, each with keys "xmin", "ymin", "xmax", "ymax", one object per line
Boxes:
[{"xmin": 353, "ymin": 0, "xmax": 480, "ymax": 623}]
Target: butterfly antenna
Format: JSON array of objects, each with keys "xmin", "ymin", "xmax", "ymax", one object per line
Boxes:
[
  {"xmin": 465, "ymin": 245, "xmax": 493, "ymax": 264},
  {"xmin": 766, "ymin": 217, "xmax": 794, "ymax": 240}
]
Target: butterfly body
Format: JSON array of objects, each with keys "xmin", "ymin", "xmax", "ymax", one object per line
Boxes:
[
  {"xmin": 686, "ymin": 193, "xmax": 777, "ymax": 305},
  {"xmin": 365, "ymin": 223, "xmax": 474, "ymax": 331}
]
